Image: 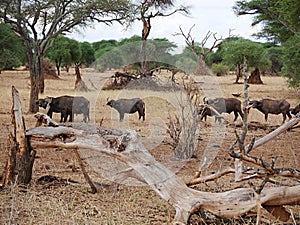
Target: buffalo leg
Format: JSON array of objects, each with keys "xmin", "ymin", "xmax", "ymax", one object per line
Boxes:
[
  {"xmin": 233, "ymin": 111, "xmax": 238, "ymax": 121},
  {"xmin": 287, "ymin": 111, "xmax": 292, "ymax": 120},
  {"xmin": 69, "ymin": 112, "xmax": 74, "ymax": 122},
  {"xmin": 61, "ymin": 110, "xmax": 68, "ymax": 123},
  {"xmin": 119, "ymin": 113, "xmax": 124, "ymax": 121},
  {"xmin": 47, "ymin": 110, "xmax": 53, "ymax": 119},
  {"xmin": 60, "ymin": 113, "xmax": 64, "ymax": 123},
  {"xmin": 282, "ymin": 113, "xmax": 287, "ymax": 123},
  {"xmin": 239, "ymin": 111, "xmax": 244, "ymax": 120},
  {"xmin": 264, "ymin": 113, "xmax": 268, "ymax": 122},
  {"xmin": 138, "ymin": 112, "xmax": 145, "ymax": 121}
]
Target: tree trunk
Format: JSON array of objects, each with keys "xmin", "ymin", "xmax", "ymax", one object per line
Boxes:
[
  {"xmin": 234, "ymin": 65, "xmax": 242, "ymax": 84},
  {"xmin": 140, "ymin": 15, "xmax": 151, "ymax": 76},
  {"xmin": 29, "ymin": 74, "xmax": 39, "ymax": 113},
  {"xmin": 56, "ymin": 62, "xmax": 61, "ymax": 76},
  {"xmin": 74, "ymin": 64, "xmax": 89, "ymax": 92},
  {"xmin": 1, "ymin": 86, "xmax": 36, "ymax": 188},
  {"xmin": 28, "ymin": 50, "xmax": 43, "ymax": 113},
  {"xmin": 248, "ymin": 67, "xmax": 263, "ymax": 84}
]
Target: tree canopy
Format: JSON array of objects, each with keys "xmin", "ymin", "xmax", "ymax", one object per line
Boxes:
[
  {"xmin": 233, "ymin": 0, "xmax": 300, "ymax": 87},
  {"xmin": 0, "ymin": 23, "xmax": 26, "ymax": 71},
  {"xmin": 233, "ymin": 0, "xmax": 300, "ymax": 43}
]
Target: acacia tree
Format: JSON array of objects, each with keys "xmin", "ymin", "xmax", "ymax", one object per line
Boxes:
[
  {"xmin": 233, "ymin": 0, "xmax": 300, "ymax": 87},
  {"xmin": 0, "ymin": 0, "xmax": 132, "ymax": 112},
  {"xmin": 221, "ymin": 38, "xmax": 271, "ymax": 83},
  {"xmin": 46, "ymin": 35, "xmax": 71, "ymax": 76},
  {"xmin": 233, "ymin": 0, "xmax": 300, "ymax": 43}
]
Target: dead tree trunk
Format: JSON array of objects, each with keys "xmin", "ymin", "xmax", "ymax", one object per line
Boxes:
[
  {"xmin": 1, "ymin": 86, "xmax": 36, "ymax": 188},
  {"xmin": 248, "ymin": 67, "xmax": 263, "ymax": 84},
  {"xmin": 74, "ymin": 64, "xmax": 89, "ymax": 92}
]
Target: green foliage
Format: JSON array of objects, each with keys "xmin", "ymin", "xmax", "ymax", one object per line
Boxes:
[
  {"xmin": 234, "ymin": 0, "xmax": 300, "ymax": 43},
  {"xmin": 233, "ymin": 0, "xmax": 300, "ymax": 85},
  {"xmin": 80, "ymin": 42, "xmax": 95, "ymax": 66},
  {"xmin": 118, "ymin": 35, "xmax": 142, "ymax": 46},
  {"xmin": 175, "ymin": 57, "xmax": 198, "ymax": 74},
  {"xmin": 211, "ymin": 63, "xmax": 229, "ymax": 76},
  {"xmin": 0, "ymin": 23, "xmax": 26, "ymax": 70},
  {"xmin": 68, "ymin": 39, "xmax": 82, "ymax": 65},
  {"xmin": 93, "ymin": 36, "xmax": 179, "ymax": 71},
  {"xmin": 282, "ymin": 35, "xmax": 300, "ymax": 88},
  {"xmin": 221, "ymin": 39, "xmax": 271, "ymax": 71},
  {"xmin": 96, "ymin": 48, "xmax": 124, "ymax": 71},
  {"xmin": 46, "ymin": 36, "xmax": 83, "ymax": 68},
  {"xmin": 264, "ymin": 46, "xmax": 283, "ymax": 74},
  {"xmin": 93, "ymin": 39, "xmax": 119, "ymax": 59},
  {"xmin": 46, "ymin": 35, "xmax": 71, "ymax": 67}
]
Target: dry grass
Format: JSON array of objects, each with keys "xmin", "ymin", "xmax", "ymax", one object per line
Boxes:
[{"xmin": 0, "ymin": 69, "xmax": 299, "ymax": 224}]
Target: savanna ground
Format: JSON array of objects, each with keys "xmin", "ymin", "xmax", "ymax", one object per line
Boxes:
[{"xmin": 0, "ymin": 68, "xmax": 299, "ymax": 224}]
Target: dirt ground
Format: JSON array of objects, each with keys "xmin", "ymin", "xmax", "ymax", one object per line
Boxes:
[{"xmin": 0, "ymin": 68, "xmax": 299, "ymax": 225}]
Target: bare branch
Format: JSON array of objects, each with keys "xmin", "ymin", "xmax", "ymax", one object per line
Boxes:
[
  {"xmin": 229, "ymin": 150, "xmax": 300, "ymax": 179},
  {"xmin": 248, "ymin": 116, "xmax": 300, "ymax": 150},
  {"xmin": 187, "ymin": 167, "xmax": 235, "ymax": 186}
]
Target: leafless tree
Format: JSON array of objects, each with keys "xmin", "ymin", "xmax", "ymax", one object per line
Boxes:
[{"xmin": 174, "ymin": 25, "xmax": 223, "ymax": 75}]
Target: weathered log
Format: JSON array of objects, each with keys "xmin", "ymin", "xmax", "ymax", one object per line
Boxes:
[
  {"xmin": 26, "ymin": 124, "xmax": 300, "ymax": 224},
  {"xmin": 34, "ymin": 112, "xmax": 59, "ymax": 127},
  {"xmin": 1, "ymin": 86, "xmax": 36, "ymax": 187}
]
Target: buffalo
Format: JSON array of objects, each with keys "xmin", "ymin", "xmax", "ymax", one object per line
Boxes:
[
  {"xmin": 201, "ymin": 97, "xmax": 244, "ymax": 122},
  {"xmin": 198, "ymin": 104, "xmax": 222, "ymax": 123},
  {"xmin": 248, "ymin": 99, "xmax": 292, "ymax": 123},
  {"xmin": 36, "ymin": 95, "xmax": 90, "ymax": 123},
  {"xmin": 107, "ymin": 98, "xmax": 145, "ymax": 121},
  {"xmin": 291, "ymin": 103, "xmax": 300, "ymax": 116}
]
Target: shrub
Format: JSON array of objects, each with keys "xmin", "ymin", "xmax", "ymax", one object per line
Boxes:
[{"xmin": 211, "ymin": 63, "xmax": 229, "ymax": 76}]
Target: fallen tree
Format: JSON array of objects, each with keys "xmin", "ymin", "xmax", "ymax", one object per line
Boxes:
[
  {"xmin": 2, "ymin": 86, "xmax": 300, "ymax": 224},
  {"xmin": 26, "ymin": 117, "xmax": 300, "ymax": 224}
]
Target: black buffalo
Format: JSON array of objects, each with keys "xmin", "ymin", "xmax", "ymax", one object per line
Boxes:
[
  {"xmin": 201, "ymin": 97, "xmax": 244, "ymax": 122},
  {"xmin": 249, "ymin": 99, "xmax": 292, "ymax": 123},
  {"xmin": 107, "ymin": 98, "xmax": 145, "ymax": 121},
  {"xmin": 291, "ymin": 103, "xmax": 300, "ymax": 116},
  {"xmin": 198, "ymin": 104, "xmax": 222, "ymax": 123},
  {"xmin": 36, "ymin": 95, "xmax": 90, "ymax": 123}
]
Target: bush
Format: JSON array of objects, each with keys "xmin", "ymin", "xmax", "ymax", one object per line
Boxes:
[{"xmin": 211, "ymin": 63, "xmax": 229, "ymax": 76}]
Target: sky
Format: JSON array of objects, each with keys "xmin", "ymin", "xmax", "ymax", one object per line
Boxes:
[{"xmin": 68, "ymin": 0, "xmax": 261, "ymax": 48}]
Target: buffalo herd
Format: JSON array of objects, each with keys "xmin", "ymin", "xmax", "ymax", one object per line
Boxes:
[
  {"xmin": 199, "ymin": 97, "xmax": 299, "ymax": 124},
  {"xmin": 36, "ymin": 93, "xmax": 299, "ymax": 125},
  {"xmin": 36, "ymin": 96, "xmax": 146, "ymax": 123}
]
